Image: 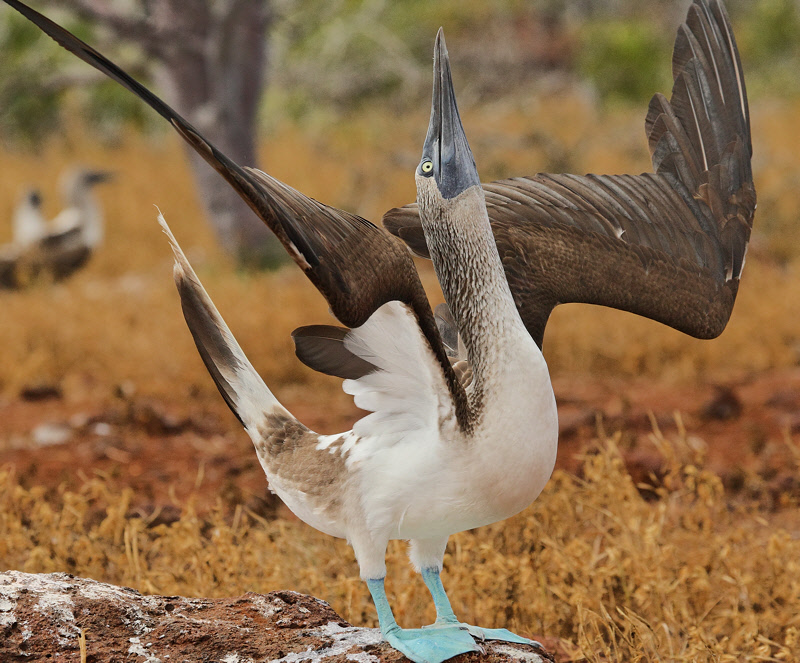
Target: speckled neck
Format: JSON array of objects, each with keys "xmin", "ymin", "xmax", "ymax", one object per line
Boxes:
[{"xmin": 416, "ymin": 180, "xmax": 538, "ymax": 414}]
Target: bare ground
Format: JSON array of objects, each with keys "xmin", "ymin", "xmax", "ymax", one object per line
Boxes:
[{"xmin": 2, "ymin": 367, "xmax": 798, "ymax": 521}]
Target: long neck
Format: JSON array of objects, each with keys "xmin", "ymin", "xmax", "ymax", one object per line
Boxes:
[
  {"xmin": 421, "ymin": 186, "xmax": 541, "ymax": 406},
  {"xmin": 70, "ymin": 188, "xmax": 103, "ymax": 248}
]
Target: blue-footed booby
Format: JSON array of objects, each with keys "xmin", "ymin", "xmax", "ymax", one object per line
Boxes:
[
  {"xmin": 0, "ymin": 168, "xmax": 111, "ymax": 289},
  {"xmin": 2, "ymin": 1, "xmax": 754, "ymax": 661}
]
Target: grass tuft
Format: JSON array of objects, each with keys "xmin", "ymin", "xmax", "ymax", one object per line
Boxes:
[{"xmin": 2, "ymin": 434, "xmax": 799, "ymax": 661}]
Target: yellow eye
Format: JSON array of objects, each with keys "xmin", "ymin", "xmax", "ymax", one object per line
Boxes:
[{"xmin": 421, "ymin": 160, "xmax": 433, "ymax": 174}]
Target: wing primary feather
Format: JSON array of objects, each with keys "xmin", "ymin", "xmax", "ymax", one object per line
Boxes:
[
  {"xmin": 292, "ymin": 325, "xmax": 378, "ymax": 380},
  {"xmin": 385, "ymin": 0, "xmax": 754, "ymax": 342}
]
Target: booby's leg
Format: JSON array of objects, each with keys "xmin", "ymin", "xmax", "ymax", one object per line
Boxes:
[
  {"xmin": 409, "ymin": 537, "xmax": 460, "ymax": 626},
  {"xmin": 355, "ymin": 534, "xmax": 477, "ymax": 663},
  {"xmin": 419, "ymin": 567, "xmax": 543, "ymax": 647},
  {"xmin": 411, "ymin": 537, "xmax": 542, "ymax": 649},
  {"xmin": 365, "ymin": 577, "xmax": 478, "ymax": 663}
]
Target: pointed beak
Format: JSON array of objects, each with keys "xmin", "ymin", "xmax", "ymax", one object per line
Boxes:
[
  {"xmin": 421, "ymin": 29, "xmax": 480, "ymax": 199},
  {"xmin": 85, "ymin": 170, "xmax": 114, "ymax": 186}
]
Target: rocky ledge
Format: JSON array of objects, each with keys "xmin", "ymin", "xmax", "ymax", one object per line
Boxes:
[{"xmin": 0, "ymin": 571, "xmax": 554, "ymax": 662}]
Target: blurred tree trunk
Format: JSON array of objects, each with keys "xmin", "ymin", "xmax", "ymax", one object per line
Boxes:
[{"xmin": 58, "ymin": 0, "xmax": 285, "ymax": 267}]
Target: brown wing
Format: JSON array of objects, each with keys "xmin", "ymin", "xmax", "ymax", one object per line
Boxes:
[
  {"xmin": 0, "ymin": 228, "xmax": 91, "ymax": 289},
  {"xmin": 4, "ymin": 0, "xmax": 470, "ymax": 427},
  {"xmin": 36, "ymin": 227, "xmax": 92, "ymax": 281},
  {"xmin": 291, "ymin": 325, "xmax": 378, "ymax": 380},
  {"xmin": 384, "ymin": 0, "xmax": 754, "ymax": 347},
  {"xmin": 0, "ymin": 246, "xmax": 21, "ymax": 289}
]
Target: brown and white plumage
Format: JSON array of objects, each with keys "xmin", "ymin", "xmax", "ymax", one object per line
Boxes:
[
  {"xmin": 11, "ymin": 189, "xmax": 46, "ymax": 248},
  {"xmin": 384, "ymin": 0, "xmax": 755, "ymax": 347},
  {"xmin": 50, "ymin": 168, "xmax": 113, "ymax": 249},
  {"xmin": 0, "ymin": 225, "xmax": 92, "ymax": 289},
  {"xmin": 153, "ymin": 33, "xmax": 559, "ymax": 658}
]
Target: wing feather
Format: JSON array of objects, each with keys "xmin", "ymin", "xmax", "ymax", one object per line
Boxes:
[{"xmin": 384, "ymin": 0, "xmax": 754, "ymax": 347}]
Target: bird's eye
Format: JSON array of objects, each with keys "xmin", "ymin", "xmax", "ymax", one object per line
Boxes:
[{"xmin": 420, "ymin": 160, "xmax": 433, "ymax": 175}]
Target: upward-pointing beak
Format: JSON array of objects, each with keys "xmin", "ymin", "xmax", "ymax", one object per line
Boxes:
[{"xmin": 421, "ymin": 29, "xmax": 480, "ymax": 199}]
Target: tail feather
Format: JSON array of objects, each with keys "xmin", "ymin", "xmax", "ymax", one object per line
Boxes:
[{"xmin": 157, "ymin": 212, "xmax": 284, "ymax": 431}]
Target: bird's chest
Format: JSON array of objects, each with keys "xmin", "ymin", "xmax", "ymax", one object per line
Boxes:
[
  {"xmin": 367, "ymin": 383, "xmax": 558, "ymax": 540},
  {"xmin": 466, "ymin": 390, "xmax": 559, "ymax": 518}
]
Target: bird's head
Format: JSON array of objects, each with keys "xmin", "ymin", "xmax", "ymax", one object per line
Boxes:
[
  {"xmin": 415, "ymin": 29, "xmax": 481, "ymax": 219},
  {"xmin": 23, "ymin": 188, "xmax": 42, "ymax": 208},
  {"xmin": 81, "ymin": 169, "xmax": 114, "ymax": 188},
  {"xmin": 60, "ymin": 168, "xmax": 114, "ymax": 205}
]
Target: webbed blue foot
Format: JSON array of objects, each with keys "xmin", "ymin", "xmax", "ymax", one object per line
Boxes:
[
  {"xmin": 385, "ymin": 624, "xmax": 480, "ymax": 663},
  {"xmin": 419, "ymin": 567, "xmax": 543, "ymax": 650},
  {"xmin": 423, "ymin": 620, "xmax": 541, "ymax": 649},
  {"xmin": 367, "ymin": 577, "xmax": 480, "ymax": 663}
]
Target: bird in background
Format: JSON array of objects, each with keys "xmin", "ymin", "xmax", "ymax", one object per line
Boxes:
[
  {"xmin": 2, "ymin": 1, "xmax": 754, "ymax": 662},
  {"xmin": 49, "ymin": 168, "xmax": 112, "ymax": 249},
  {"xmin": 1, "ymin": 167, "xmax": 112, "ymax": 288}
]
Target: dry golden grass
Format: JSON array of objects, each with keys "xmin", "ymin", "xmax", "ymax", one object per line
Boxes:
[
  {"xmin": 2, "ymin": 434, "xmax": 799, "ymax": 661},
  {"xmin": 1, "ymin": 94, "xmax": 799, "ymax": 660}
]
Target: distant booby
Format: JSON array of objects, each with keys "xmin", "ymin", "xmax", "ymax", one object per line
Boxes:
[
  {"xmin": 0, "ymin": 168, "xmax": 111, "ymax": 289},
  {"xmin": 3, "ymin": 1, "xmax": 754, "ymax": 661}
]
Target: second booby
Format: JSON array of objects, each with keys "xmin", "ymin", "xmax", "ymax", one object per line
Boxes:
[{"xmin": 0, "ymin": 169, "xmax": 111, "ymax": 289}]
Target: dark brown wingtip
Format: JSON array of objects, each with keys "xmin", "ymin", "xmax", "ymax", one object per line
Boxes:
[{"xmin": 292, "ymin": 325, "xmax": 377, "ymax": 380}]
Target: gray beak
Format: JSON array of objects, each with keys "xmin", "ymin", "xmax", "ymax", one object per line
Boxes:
[
  {"xmin": 85, "ymin": 170, "xmax": 114, "ymax": 186},
  {"xmin": 420, "ymin": 29, "xmax": 480, "ymax": 199}
]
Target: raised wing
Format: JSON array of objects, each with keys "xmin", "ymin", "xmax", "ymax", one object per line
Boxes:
[
  {"xmin": 3, "ymin": 0, "xmax": 470, "ymax": 428},
  {"xmin": 384, "ymin": 0, "xmax": 755, "ymax": 347}
]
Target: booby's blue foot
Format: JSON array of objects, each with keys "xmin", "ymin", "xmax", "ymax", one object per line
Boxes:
[
  {"xmin": 419, "ymin": 567, "xmax": 543, "ymax": 650},
  {"xmin": 367, "ymin": 577, "xmax": 480, "ymax": 663},
  {"xmin": 385, "ymin": 624, "xmax": 481, "ymax": 663}
]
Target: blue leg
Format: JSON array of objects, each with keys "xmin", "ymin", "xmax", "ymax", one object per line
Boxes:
[
  {"xmin": 420, "ymin": 567, "xmax": 543, "ymax": 649},
  {"xmin": 366, "ymin": 577, "xmax": 479, "ymax": 663},
  {"xmin": 420, "ymin": 567, "xmax": 459, "ymax": 624}
]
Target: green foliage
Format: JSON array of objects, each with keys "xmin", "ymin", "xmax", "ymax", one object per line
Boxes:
[
  {"xmin": 82, "ymin": 78, "xmax": 157, "ymax": 142},
  {"xmin": 267, "ymin": 0, "xmax": 534, "ymax": 117},
  {"xmin": 576, "ymin": 19, "xmax": 672, "ymax": 105},
  {"xmin": 0, "ymin": 12, "xmax": 64, "ymax": 147},
  {"xmin": 740, "ymin": 0, "xmax": 800, "ymax": 59},
  {"xmin": 735, "ymin": 0, "xmax": 800, "ymax": 96},
  {"xmin": 0, "ymin": 9, "xmax": 156, "ymax": 148},
  {"xmin": 3, "ymin": 0, "xmax": 799, "ymax": 147}
]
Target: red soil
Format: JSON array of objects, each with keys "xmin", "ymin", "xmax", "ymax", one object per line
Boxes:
[{"xmin": 1, "ymin": 367, "xmax": 799, "ymax": 520}]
